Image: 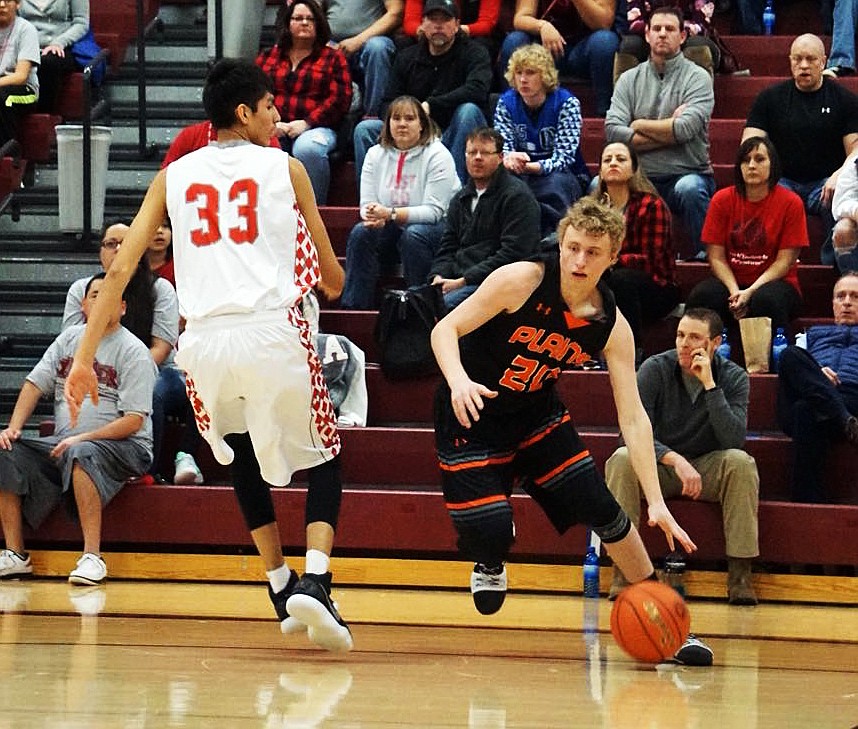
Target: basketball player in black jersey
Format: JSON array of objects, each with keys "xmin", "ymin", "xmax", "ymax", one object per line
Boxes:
[{"xmin": 431, "ymin": 197, "xmax": 713, "ymax": 663}]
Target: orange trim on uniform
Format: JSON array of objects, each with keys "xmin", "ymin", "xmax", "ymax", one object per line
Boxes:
[
  {"xmin": 519, "ymin": 412, "xmax": 572, "ymax": 449},
  {"xmin": 446, "ymin": 494, "xmax": 509, "ymax": 511},
  {"xmin": 534, "ymin": 449, "xmax": 590, "ymax": 486},
  {"xmin": 439, "ymin": 453, "xmax": 515, "ymax": 472}
]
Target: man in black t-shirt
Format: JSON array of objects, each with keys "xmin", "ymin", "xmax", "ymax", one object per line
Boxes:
[{"xmin": 744, "ymin": 33, "xmax": 858, "ymax": 266}]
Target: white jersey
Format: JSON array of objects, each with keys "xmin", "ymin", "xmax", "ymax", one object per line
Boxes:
[{"xmin": 165, "ymin": 142, "xmax": 319, "ymax": 321}]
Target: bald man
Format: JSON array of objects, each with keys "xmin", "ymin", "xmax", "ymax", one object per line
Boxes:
[{"xmin": 743, "ymin": 34, "xmax": 858, "ymax": 266}]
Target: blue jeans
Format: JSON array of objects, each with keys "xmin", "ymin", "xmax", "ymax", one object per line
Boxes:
[
  {"xmin": 443, "ymin": 283, "xmax": 479, "ymax": 310},
  {"xmin": 341, "ymin": 220, "xmax": 447, "ymax": 309},
  {"xmin": 829, "ymin": 0, "xmax": 858, "ymax": 70},
  {"xmin": 281, "ymin": 126, "xmax": 337, "ymax": 205},
  {"xmin": 523, "ymin": 170, "xmax": 584, "ymax": 237},
  {"xmin": 349, "ymin": 36, "xmax": 395, "ymax": 117},
  {"xmin": 353, "ymin": 102, "xmax": 486, "ymax": 187},
  {"xmin": 151, "ymin": 366, "xmax": 195, "ymax": 477},
  {"xmin": 499, "ymin": 29, "xmax": 619, "ymax": 116},
  {"xmin": 779, "ymin": 176, "xmax": 836, "ymax": 265},
  {"xmin": 650, "ymin": 173, "xmax": 715, "ymax": 256}
]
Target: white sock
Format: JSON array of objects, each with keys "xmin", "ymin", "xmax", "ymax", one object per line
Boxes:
[
  {"xmin": 266, "ymin": 562, "xmax": 292, "ymax": 593},
  {"xmin": 305, "ymin": 549, "xmax": 330, "ymax": 575}
]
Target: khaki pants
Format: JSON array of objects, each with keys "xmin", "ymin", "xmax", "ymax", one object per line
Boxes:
[{"xmin": 605, "ymin": 447, "xmax": 759, "ymax": 558}]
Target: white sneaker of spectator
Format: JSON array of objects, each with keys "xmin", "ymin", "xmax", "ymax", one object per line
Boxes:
[
  {"xmin": 0, "ymin": 548, "xmax": 32, "ymax": 579},
  {"xmin": 174, "ymin": 451, "xmax": 204, "ymax": 485},
  {"xmin": 69, "ymin": 553, "xmax": 107, "ymax": 586}
]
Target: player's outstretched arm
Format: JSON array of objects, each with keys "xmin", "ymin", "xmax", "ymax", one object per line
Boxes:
[
  {"xmin": 289, "ymin": 156, "xmax": 345, "ymax": 300},
  {"xmin": 65, "ymin": 171, "xmax": 168, "ymax": 425},
  {"xmin": 604, "ymin": 311, "xmax": 697, "ymax": 554}
]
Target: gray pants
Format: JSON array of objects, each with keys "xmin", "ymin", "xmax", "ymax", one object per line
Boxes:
[{"xmin": 605, "ymin": 446, "xmax": 759, "ymax": 558}]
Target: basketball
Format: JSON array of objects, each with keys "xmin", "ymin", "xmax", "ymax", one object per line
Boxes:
[{"xmin": 610, "ymin": 581, "xmax": 690, "ymax": 662}]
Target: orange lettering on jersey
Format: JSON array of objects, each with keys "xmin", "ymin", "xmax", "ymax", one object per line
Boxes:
[
  {"xmin": 509, "ymin": 326, "xmax": 539, "ymax": 345},
  {"xmin": 498, "ymin": 354, "xmax": 538, "ymax": 392}
]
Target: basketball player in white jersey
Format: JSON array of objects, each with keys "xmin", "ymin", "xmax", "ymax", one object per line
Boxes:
[{"xmin": 64, "ymin": 59, "xmax": 353, "ymax": 653}]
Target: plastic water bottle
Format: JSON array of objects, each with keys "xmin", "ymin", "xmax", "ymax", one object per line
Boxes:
[
  {"xmin": 663, "ymin": 551, "xmax": 686, "ymax": 597},
  {"xmin": 762, "ymin": 0, "xmax": 775, "ymax": 35},
  {"xmin": 716, "ymin": 328, "xmax": 731, "ymax": 360},
  {"xmin": 583, "ymin": 546, "xmax": 600, "ymax": 598},
  {"xmin": 772, "ymin": 327, "xmax": 788, "ymax": 372}
]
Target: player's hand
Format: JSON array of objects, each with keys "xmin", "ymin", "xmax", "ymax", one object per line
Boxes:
[
  {"xmin": 821, "ymin": 365, "xmax": 841, "ymax": 386},
  {"xmin": 449, "ymin": 377, "xmax": 498, "ymax": 428},
  {"xmin": 0, "ymin": 428, "xmax": 20, "ymax": 450},
  {"xmin": 672, "ymin": 457, "xmax": 703, "ymax": 499},
  {"xmin": 51, "ymin": 434, "xmax": 83, "ymax": 458},
  {"xmin": 64, "ymin": 360, "xmax": 99, "ymax": 427},
  {"xmin": 646, "ymin": 502, "xmax": 697, "ymax": 554}
]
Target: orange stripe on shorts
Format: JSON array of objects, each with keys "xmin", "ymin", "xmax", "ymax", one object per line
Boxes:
[
  {"xmin": 446, "ymin": 494, "xmax": 509, "ymax": 511},
  {"xmin": 534, "ymin": 449, "xmax": 591, "ymax": 486}
]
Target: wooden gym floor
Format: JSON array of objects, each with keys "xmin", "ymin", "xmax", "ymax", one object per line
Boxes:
[{"xmin": 2, "ymin": 556, "xmax": 857, "ymax": 728}]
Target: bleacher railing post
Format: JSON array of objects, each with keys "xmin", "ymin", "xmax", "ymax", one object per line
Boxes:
[{"xmin": 136, "ymin": 0, "xmax": 148, "ymax": 159}]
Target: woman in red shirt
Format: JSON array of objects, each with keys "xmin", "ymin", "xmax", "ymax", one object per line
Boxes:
[{"xmin": 686, "ymin": 136, "xmax": 809, "ymax": 336}]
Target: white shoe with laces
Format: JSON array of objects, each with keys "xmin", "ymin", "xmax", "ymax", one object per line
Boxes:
[
  {"xmin": 0, "ymin": 548, "xmax": 32, "ymax": 579},
  {"xmin": 69, "ymin": 553, "xmax": 107, "ymax": 586},
  {"xmin": 174, "ymin": 452, "xmax": 204, "ymax": 485}
]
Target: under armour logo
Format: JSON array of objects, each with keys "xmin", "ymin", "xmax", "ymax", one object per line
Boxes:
[{"xmin": 821, "ymin": 106, "xmax": 831, "ymax": 113}]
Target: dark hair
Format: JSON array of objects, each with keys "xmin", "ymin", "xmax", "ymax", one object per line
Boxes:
[
  {"xmin": 592, "ymin": 141, "xmax": 657, "ymax": 198},
  {"xmin": 84, "ymin": 271, "xmax": 107, "ymax": 297},
  {"xmin": 203, "ymin": 59, "xmax": 272, "ymax": 130},
  {"xmin": 275, "ymin": 0, "xmax": 330, "ymax": 54},
  {"xmin": 647, "ymin": 6, "xmax": 685, "ymax": 29},
  {"xmin": 121, "ymin": 260, "xmax": 156, "ymax": 347},
  {"xmin": 378, "ymin": 96, "xmax": 440, "ymax": 148},
  {"xmin": 682, "ymin": 307, "xmax": 724, "ymax": 338},
  {"xmin": 466, "ymin": 126, "xmax": 504, "ymax": 154},
  {"xmin": 734, "ymin": 135, "xmax": 781, "ymax": 197}
]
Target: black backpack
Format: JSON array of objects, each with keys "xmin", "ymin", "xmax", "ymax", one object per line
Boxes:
[{"xmin": 374, "ymin": 284, "xmax": 447, "ymax": 380}]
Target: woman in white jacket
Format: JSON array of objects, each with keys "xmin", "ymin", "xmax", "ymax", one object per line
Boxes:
[
  {"xmin": 341, "ymin": 95, "xmax": 461, "ymax": 309},
  {"xmin": 831, "ymin": 150, "xmax": 858, "ymax": 273}
]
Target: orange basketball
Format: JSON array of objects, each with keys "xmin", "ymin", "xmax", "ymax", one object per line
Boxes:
[{"xmin": 610, "ymin": 581, "xmax": 690, "ymax": 663}]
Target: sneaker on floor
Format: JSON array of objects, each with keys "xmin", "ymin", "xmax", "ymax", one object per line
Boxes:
[
  {"xmin": 0, "ymin": 549, "xmax": 32, "ymax": 579},
  {"xmin": 268, "ymin": 569, "xmax": 306, "ymax": 635},
  {"xmin": 173, "ymin": 452, "xmax": 204, "ymax": 485},
  {"xmin": 471, "ymin": 563, "xmax": 507, "ymax": 615},
  {"xmin": 671, "ymin": 633, "xmax": 714, "ymax": 666},
  {"xmin": 68, "ymin": 553, "xmax": 107, "ymax": 586},
  {"xmin": 286, "ymin": 572, "xmax": 353, "ymax": 653}
]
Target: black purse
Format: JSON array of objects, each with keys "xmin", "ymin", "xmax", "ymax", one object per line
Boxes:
[{"xmin": 374, "ymin": 284, "xmax": 447, "ymax": 380}]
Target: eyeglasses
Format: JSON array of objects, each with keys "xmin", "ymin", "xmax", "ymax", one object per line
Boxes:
[
  {"xmin": 290, "ymin": 14, "xmax": 315, "ymax": 23},
  {"xmin": 101, "ymin": 239, "xmax": 122, "ymax": 250},
  {"xmin": 465, "ymin": 149, "xmax": 500, "ymax": 158}
]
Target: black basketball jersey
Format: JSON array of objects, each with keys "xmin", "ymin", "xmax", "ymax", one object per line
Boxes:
[{"xmin": 460, "ymin": 254, "xmax": 617, "ymax": 416}]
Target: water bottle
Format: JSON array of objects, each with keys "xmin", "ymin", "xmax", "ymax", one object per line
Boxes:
[
  {"xmin": 663, "ymin": 551, "xmax": 686, "ymax": 597},
  {"xmin": 795, "ymin": 331, "xmax": 807, "ymax": 349},
  {"xmin": 772, "ymin": 327, "xmax": 788, "ymax": 373},
  {"xmin": 716, "ymin": 328, "xmax": 731, "ymax": 360},
  {"xmin": 583, "ymin": 546, "xmax": 600, "ymax": 598},
  {"xmin": 762, "ymin": 0, "xmax": 775, "ymax": 35}
]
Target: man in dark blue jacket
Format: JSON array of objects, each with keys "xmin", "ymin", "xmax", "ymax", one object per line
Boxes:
[{"xmin": 777, "ymin": 271, "xmax": 858, "ymax": 502}]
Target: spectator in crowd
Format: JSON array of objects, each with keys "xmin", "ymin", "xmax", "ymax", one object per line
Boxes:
[
  {"xmin": 352, "ymin": 0, "xmax": 492, "ymax": 184},
  {"xmin": 830, "ymin": 151, "xmax": 858, "ymax": 272},
  {"xmin": 341, "ymin": 95, "xmax": 460, "ymax": 309},
  {"xmin": 499, "ymin": 0, "xmax": 627, "ymax": 117},
  {"xmin": 605, "ymin": 6, "xmax": 715, "ymax": 259},
  {"xmin": 743, "ymin": 33, "xmax": 858, "ymax": 266},
  {"xmin": 0, "ymin": 273, "xmax": 157, "ymax": 584},
  {"xmin": 777, "ymin": 271, "xmax": 858, "ymax": 503},
  {"xmin": 593, "ymin": 141, "xmax": 679, "ymax": 360},
  {"xmin": 145, "ymin": 218, "xmax": 174, "ymax": 288},
  {"xmin": 493, "ymin": 44, "xmax": 589, "ymax": 237},
  {"xmin": 686, "ymin": 136, "xmax": 809, "ymax": 337},
  {"xmin": 19, "ymin": 0, "xmax": 87, "ymax": 113},
  {"xmin": 62, "ymin": 222, "xmax": 187, "ymax": 485},
  {"xmin": 616, "ymin": 0, "xmax": 745, "ymax": 76},
  {"xmin": 0, "ymin": 0, "xmax": 39, "ymax": 148},
  {"xmin": 822, "ymin": 0, "xmax": 858, "ymax": 78},
  {"xmin": 429, "ymin": 127, "xmax": 540, "ymax": 309},
  {"xmin": 606, "ymin": 307, "xmax": 760, "ymax": 605},
  {"xmin": 256, "ymin": 0, "xmax": 352, "ymax": 205},
  {"xmin": 400, "ymin": 0, "xmax": 502, "ymax": 61},
  {"xmin": 325, "ymin": 0, "xmax": 402, "ymax": 119}
]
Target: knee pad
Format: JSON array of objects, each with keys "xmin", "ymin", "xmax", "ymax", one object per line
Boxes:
[
  {"xmin": 450, "ymin": 499, "xmax": 515, "ymax": 566},
  {"xmin": 305, "ymin": 455, "xmax": 342, "ymax": 530},
  {"xmin": 226, "ymin": 432, "xmax": 276, "ymax": 531}
]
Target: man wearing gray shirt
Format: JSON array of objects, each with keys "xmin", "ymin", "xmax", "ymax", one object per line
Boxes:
[
  {"xmin": 0, "ymin": 274, "xmax": 156, "ymax": 586},
  {"xmin": 326, "ymin": 0, "xmax": 402, "ymax": 118},
  {"xmin": 605, "ymin": 6, "xmax": 715, "ymax": 259},
  {"xmin": 605, "ymin": 308, "xmax": 760, "ymax": 606}
]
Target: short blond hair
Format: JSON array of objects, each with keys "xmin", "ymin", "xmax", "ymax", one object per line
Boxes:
[
  {"xmin": 504, "ymin": 44, "xmax": 559, "ymax": 93},
  {"xmin": 557, "ymin": 198, "xmax": 626, "ymax": 257}
]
